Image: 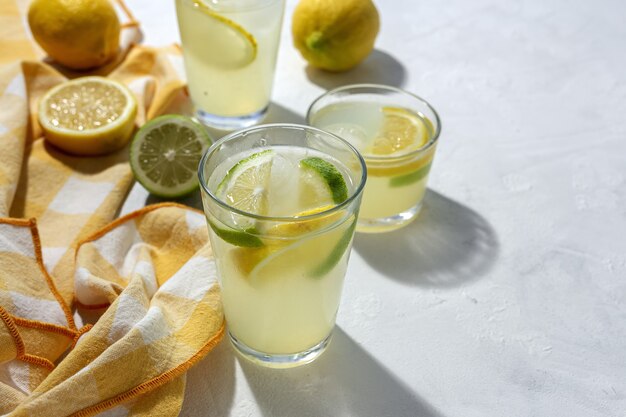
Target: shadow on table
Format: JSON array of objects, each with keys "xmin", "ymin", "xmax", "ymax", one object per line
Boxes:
[
  {"xmin": 263, "ymin": 102, "xmax": 306, "ymax": 124},
  {"xmin": 353, "ymin": 190, "xmax": 499, "ymax": 288},
  {"xmin": 180, "ymin": 339, "xmax": 236, "ymax": 417},
  {"xmin": 305, "ymin": 49, "xmax": 407, "ymax": 91},
  {"xmin": 197, "ymin": 101, "xmax": 307, "ymax": 141},
  {"xmin": 145, "ymin": 190, "xmax": 203, "ymax": 210},
  {"xmin": 239, "ymin": 327, "xmax": 443, "ymax": 417}
]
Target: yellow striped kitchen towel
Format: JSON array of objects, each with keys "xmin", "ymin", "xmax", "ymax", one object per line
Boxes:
[
  {"xmin": 1, "ymin": 204, "xmax": 224, "ymax": 416},
  {"xmin": 0, "ymin": 1, "xmax": 225, "ymax": 416}
]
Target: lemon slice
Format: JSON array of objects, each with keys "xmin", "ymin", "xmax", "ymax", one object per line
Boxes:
[
  {"xmin": 130, "ymin": 115, "xmax": 212, "ymax": 198},
  {"xmin": 368, "ymin": 107, "xmax": 430, "ymax": 156},
  {"xmin": 246, "ymin": 214, "xmax": 357, "ymax": 283},
  {"xmin": 190, "ymin": 1, "xmax": 257, "ymax": 69},
  {"xmin": 232, "ymin": 207, "xmax": 354, "ymax": 282},
  {"xmin": 38, "ymin": 76, "xmax": 137, "ymax": 156},
  {"xmin": 230, "ymin": 205, "xmax": 334, "ymax": 276},
  {"xmin": 266, "ymin": 205, "xmax": 338, "ymax": 237}
]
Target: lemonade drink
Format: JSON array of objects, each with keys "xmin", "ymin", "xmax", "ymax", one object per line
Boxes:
[
  {"xmin": 176, "ymin": 0, "xmax": 285, "ymax": 129},
  {"xmin": 308, "ymin": 85, "xmax": 441, "ymax": 233},
  {"xmin": 199, "ymin": 125, "xmax": 365, "ymax": 367}
]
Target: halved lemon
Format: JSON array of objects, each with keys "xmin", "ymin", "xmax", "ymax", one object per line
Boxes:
[
  {"xmin": 190, "ymin": 1, "xmax": 257, "ymax": 69},
  {"xmin": 38, "ymin": 77, "xmax": 137, "ymax": 156}
]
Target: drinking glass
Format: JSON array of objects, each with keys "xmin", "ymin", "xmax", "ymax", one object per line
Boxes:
[
  {"xmin": 176, "ymin": 0, "xmax": 285, "ymax": 129},
  {"xmin": 308, "ymin": 84, "xmax": 441, "ymax": 233},
  {"xmin": 198, "ymin": 124, "xmax": 366, "ymax": 367}
]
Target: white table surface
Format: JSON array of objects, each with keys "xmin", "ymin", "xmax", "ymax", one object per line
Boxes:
[{"xmin": 123, "ymin": 1, "xmax": 626, "ymax": 416}]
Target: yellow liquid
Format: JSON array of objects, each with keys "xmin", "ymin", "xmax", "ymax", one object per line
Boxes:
[
  {"xmin": 209, "ymin": 217, "xmax": 354, "ymax": 354},
  {"xmin": 204, "ymin": 146, "xmax": 357, "ymax": 354},
  {"xmin": 176, "ymin": 0, "xmax": 284, "ymax": 117},
  {"xmin": 311, "ymin": 102, "xmax": 436, "ymax": 232}
]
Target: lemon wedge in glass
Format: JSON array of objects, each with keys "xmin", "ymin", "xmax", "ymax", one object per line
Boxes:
[{"xmin": 368, "ymin": 107, "xmax": 430, "ymax": 156}]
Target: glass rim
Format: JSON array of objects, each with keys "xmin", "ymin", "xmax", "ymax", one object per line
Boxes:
[
  {"xmin": 197, "ymin": 123, "xmax": 367, "ymax": 222},
  {"xmin": 306, "ymin": 83, "xmax": 442, "ymax": 162}
]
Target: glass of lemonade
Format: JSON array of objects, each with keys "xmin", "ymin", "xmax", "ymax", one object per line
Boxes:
[
  {"xmin": 175, "ymin": 0, "xmax": 285, "ymax": 129},
  {"xmin": 308, "ymin": 84, "xmax": 441, "ymax": 233},
  {"xmin": 198, "ymin": 124, "xmax": 366, "ymax": 367}
]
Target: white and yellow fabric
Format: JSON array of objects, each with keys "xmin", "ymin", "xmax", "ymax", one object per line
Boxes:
[{"xmin": 0, "ymin": 1, "xmax": 224, "ymax": 416}]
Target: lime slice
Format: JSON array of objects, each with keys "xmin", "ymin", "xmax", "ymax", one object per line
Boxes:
[
  {"xmin": 38, "ymin": 76, "xmax": 137, "ymax": 156},
  {"xmin": 130, "ymin": 115, "xmax": 211, "ymax": 198},
  {"xmin": 246, "ymin": 214, "xmax": 357, "ymax": 284},
  {"xmin": 216, "ymin": 150, "xmax": 274, "ymax": 216},
  {"xmin": 309, "ymin": 216, "xmax": 357, "ymax": 278},
  {"xmin": 210, "ymin": 150, "xmax": 274, "ymax": 250},
  {"xmin": 219, "ymin": 154, "xmax": 352, "ymax": 280},
  {"xmin": 190, "ymin": 1, "xmax": 257, "ymax": 69},
  {"xmin": 208, "ymin": 221, "xmax": 263, "ymax": 248},
  {"xmin": 300, "ymin": 157, "xmax": 348, "ymax": 207},
  {"xmin": 388, "ymin": 162, "xmax": 432, "ymax": 188},
  {"xmin": 228, "ymin": 206, "xmax": 336, "ymax": 277},
  {"xmin": 368, "ymin": 107, "xmax": 430, "ymax": 156}
]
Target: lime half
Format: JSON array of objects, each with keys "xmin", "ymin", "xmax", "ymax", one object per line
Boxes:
[{"xmin": 130, "ymin": 115, "xmax": 211, "ymax": 198}]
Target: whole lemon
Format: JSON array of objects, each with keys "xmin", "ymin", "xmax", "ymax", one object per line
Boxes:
[
  {"xmin": 292, "ymin": 0, "xmax": 380, "ymax": 72},
  {"xmin": 28, "ymin": 0, "xmax": 120, "ymax": 70}
]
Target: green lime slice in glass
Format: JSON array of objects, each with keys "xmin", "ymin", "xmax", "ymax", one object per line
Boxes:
[
  {"xmin": 216, "ymin": 149, "xmax": 274, "ymax": 216},
  {"xmin": 300, "ymin": 156, "xmax": 348, "ymax": 207}
]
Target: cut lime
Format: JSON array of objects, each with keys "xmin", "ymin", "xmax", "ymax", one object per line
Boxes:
[
  {"xmin": 130, "ymin": 115, "xmax": 211, "ymax": 198},
  {"xmin": 389, "ymin": 162, "xmax": 432, "ymax": 188},
  {"xmin": 309, "ymin": 216, "xmax": 357, "ymax": 278},
  {"xmin": 216, "ymin": 150, "xmax": 274, "ymax": 216},
  {"xmin": 246, "ymin": 213, "xmax": 356, "ymax": 284},
  {"xmin": 300, "ymin": 157, "xmax": 348, "ymax": 207},
  {"xmin": 232, "ymin": 206, "xmax": 343, "ymax": 276},
  {"xmin": 217, "ymin": 152, "xmax": 353, "ymax": 283},
  {"xmin": 191, "ymin": 1, "xmax": 257, "ymax": 69},
  {"xmin": 208, "ymin": 221, "xmax": 263, "ymax": 248}
]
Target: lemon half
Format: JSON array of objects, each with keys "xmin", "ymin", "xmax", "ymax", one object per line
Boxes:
[{"xmin": 38, "ymin": 77, "xmax": 137, "ymax": 156}]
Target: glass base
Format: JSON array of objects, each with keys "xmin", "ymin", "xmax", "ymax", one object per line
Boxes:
[
  {"xmin": 229, "ymin": 331, "xmax": 332, "ymax": 368},
  {"xmin": 195, "ymin": 106, "xmax": 268, "ymax": 131},
  {"xmin": 357, "ymin": 202, "xmax": 423, "ymax": 233}
]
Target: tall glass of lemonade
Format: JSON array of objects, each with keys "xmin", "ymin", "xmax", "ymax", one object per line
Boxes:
[
  {"xmin": 198, "ymin": 124, "xmax": 366, "ymax": 367},
  {"xmin": 176, "ymin": 0, "xmax": 285, "ymax": 129},
  {"xmin": 308, "ymin": 84, "xmax": 441, "ymax": 233}
]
